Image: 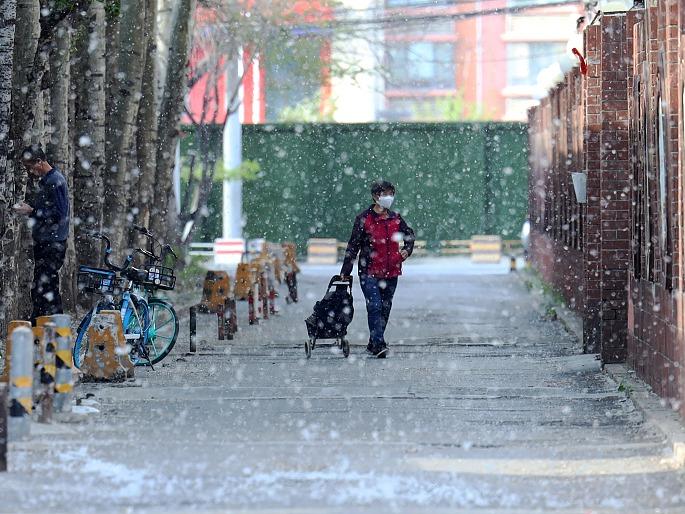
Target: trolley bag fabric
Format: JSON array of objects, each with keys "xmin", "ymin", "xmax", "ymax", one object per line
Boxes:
[{"xmin": 305, "ymin": 276, "xmax": 354, "ymax": 339}]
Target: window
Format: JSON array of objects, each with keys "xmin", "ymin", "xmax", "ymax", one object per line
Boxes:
[
  {"xmin": 386, "ymin": 42, "xmax": 456, "ymax": 90},
  {"xmin": 386, "ymin": 0, "xmax": 436, "ymax": 6},
  {"xmin": 657, "ymin": 96, "xmax": 668, "ymax": 254},
  {"xmin": 507, "ymin": 0, "xmax": 566, "ymax": 6},
  {"xmin": 507, "ymin": 42, "xmax": 566, "ymax": 87}
]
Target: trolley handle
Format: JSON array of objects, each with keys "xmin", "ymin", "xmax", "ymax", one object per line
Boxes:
[{"xmin": 327, "ymin": 276, "xmax": 354, "ymax": 301}]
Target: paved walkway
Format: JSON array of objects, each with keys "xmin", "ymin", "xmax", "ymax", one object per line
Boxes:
[{"xmin": 2, "ymin": 258, "xmax": 685, "ymax": 513}]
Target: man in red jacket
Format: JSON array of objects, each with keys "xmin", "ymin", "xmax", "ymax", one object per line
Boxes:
[{"xmin": 340, "ymin": 180, "xmax": 415, "ymax": 358}]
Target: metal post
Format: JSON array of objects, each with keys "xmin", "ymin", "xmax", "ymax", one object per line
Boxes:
[
  {"xmin": 38, "ymin": 323, "xmax": 56, "ymax": 423},
  {"xmin": 269, "ymin": 287, "xmax": 276, "ymax": 315},
  {"xmin": 189, "ymin": 306, "xmax": 197, "ymax": 353},
  {"xmin": 261, "ymin": 275, "xmax": 269, "ymax": 320},
  {"xmin": 8, "ymin": 327, "xmax": 32, "ymax": 441},
  {"xmin": 53, "ymin": 314, "xmax": 73, "ymax": 413},
  {"xmin": 248, "ymin": 289, "xmax": 257, "ymax": 325},
  {"xmin": 222, "ymin": 55, "xmax": 243, "ymax": 240},
  {"xmin": 227, "ymin": 298, "xmax": 237, "ymax": 336},
  {"xmin": 217, "ymin": 310, "xmax": 225, "ymax": 341}
]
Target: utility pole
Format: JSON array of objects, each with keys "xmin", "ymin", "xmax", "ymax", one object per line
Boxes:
[{"xmin": 215, "ymin": 55, "xmax": 245, "ymax": 265}]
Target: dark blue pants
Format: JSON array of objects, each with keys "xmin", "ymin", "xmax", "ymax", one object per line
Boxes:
[{"xmin": 360, "ymin": 276, "xmax": 398, "ymax": 348}]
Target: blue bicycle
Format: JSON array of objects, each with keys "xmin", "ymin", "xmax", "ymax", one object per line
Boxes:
[{"xmin": 73, "ymin": 229, "xmax": 179, "ymax": 368}]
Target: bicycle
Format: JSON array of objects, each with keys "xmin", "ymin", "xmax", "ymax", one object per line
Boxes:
[{"xmin": 73, "ymin": 228, "xmax": 179, "ymax": 368}]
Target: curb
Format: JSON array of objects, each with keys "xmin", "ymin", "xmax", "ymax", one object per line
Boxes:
[
  {"xmin": 514, "ymin": 265, "xmax": 685, "ymax": 467},
  {"xmin": 604, "ymin": 363, "xmax": 685, "ymax": 467}
]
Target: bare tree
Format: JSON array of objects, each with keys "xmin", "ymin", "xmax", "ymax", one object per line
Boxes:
[
  {"xmin": 73, "ymin": 0, "xmax": 106, "ymax": 272},
  {"xmin": 104, "ymin": 0, "xmax": 148, "ymax": 252},
  {"xmin": 153, "ymin": 0, "xmax": 197, "ymax": 240},
  {"xmin": 135, "ymin": 0, "xmax": 160, "ymax": 232},
  {"xmin": 47, "ymin": 19, "xmax": 76, "ymax": 310},
  {"xmin": 0, "ymin": 0, "xmax": 17, "ymax": 340}
]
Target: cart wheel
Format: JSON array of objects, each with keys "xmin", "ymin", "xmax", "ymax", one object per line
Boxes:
[
  {"xmin": 342, "ymin": 339, "xmax": 350, "ymax": 358},
  {"xmin": 305, "ymin": 338, "xmax": 313, "ymax": 359}
]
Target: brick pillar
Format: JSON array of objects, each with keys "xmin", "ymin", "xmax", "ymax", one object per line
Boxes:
[
  {"xmin": 583, "ymin": 23, "xmax": 603, "ymax": 353},
  {"xmin": 599, "ymin": 14, "xmax": 633, "ymax": 363}
]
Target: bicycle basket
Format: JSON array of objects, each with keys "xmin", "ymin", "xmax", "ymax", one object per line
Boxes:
[
  {"xmin": 78, "ymin": 266, "xmax": 123, "ymax": 294},
  {"xmin": 144, "ymin": 265, "xmax": 176, "ymax": 290}
]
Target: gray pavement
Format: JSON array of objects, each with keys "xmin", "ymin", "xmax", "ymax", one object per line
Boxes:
[{"xmin": 2, "ymin": 258, "xmax": 685, "ymax": 514}]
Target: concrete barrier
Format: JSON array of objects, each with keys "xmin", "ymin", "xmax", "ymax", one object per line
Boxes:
[
  {"xmin": 307, "ymin": 238, "xmax": 338, "ymax": 265},
  {"xmin": 470, "ymin": 235, "xmax": 502, "ymax": 263},
  {"xmin": 80, "ymin": 311, "xmax": 134, "ymax": 382}
]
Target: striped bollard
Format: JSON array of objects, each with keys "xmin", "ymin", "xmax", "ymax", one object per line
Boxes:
[
  {"xmin": 52, "ymin": 315, "xmax": 73, "ymax": 413},
  {"xmin": 1, "ymin": 320, "xmax": 32, "ymax": 382},
  {"xmin": 8, "ymin": 327, "xmax": 33, "ymax": 441},
  {"xmin": 38, "ymin": 323, "xmax": 56, "ymax": 423}
]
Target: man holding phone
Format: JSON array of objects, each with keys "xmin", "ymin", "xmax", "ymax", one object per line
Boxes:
[{"xmin": 13, "ymin": 145, "xmax": 70, "ymax": 323}]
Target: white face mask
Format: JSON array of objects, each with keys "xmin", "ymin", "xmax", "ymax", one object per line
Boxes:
[{"xmin": 377, "ymin": 195, "xmax": 394, "ymax": 209}]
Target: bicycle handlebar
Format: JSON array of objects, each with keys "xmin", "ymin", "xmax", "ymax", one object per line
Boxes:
[
  {"xmin": 90, "ymin": 232, "xmax": 153, "ymax": 274},
  {"xmin": 132, "ymin": 225, "xmax": 177, "ymax": 263}
]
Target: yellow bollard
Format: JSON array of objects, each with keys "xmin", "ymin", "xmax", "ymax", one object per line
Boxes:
[
  {"xmin": 52, "ymin": 314, "xmax": 73, "ymax": 412},
  {"xmin": 8, "ymin": 327, "xmax": 33, "ymax": 441},
  {"xmin": 1, "ymin": 320, "xmax": 31, "ymax": 383},
  {"xmin": 37, "ymin": 323, "xmax": 56, "ymax": 423}
]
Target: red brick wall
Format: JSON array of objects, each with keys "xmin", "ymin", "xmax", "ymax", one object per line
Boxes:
[
  {"xmin": 598, "ymin": 13, "xmax": 633, "ymax": 363},
  {"xmin": 529, "ymin": 4, "xmax": 685, "ymax": 416},
  {"xmin": 627, "ymin": 2, "xmax": 685, "ymax": 417},
  {"xmin": 528, "ymin": 66, "xmax": 585, "ymax": 313}
]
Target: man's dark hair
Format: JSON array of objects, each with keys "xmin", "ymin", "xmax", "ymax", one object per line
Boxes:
[
  {"xmin": 371, "ymin": 180, "xmax": 395, "ymax": 196},
  {"xmin": 20, "ymin": 144, "xmax": 47, "ymax": 163}
]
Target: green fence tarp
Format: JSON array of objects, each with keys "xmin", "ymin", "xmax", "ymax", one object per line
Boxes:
[{"xmin": 191, "ymin": 122, "xmax": 529, "ymax": 252}]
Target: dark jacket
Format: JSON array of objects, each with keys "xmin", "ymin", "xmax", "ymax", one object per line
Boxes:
[
  {"xmin": 29, "ymin": 167, "xmax": 70, "ymax": 242},
  {"xmin": 340, "ymin": 206, "xmax": 415, "ymax": 279}
]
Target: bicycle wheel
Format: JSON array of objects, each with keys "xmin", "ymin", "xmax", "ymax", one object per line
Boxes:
[
  {"xmin": 144, "ymin": 298, "xmax": 179, "ymax": 365},
  {"xmin": 73, "ymin": 308, "xmax": 96, "ymax": 369},
  {"xmin": 126, "ymin": 295, "xmax": 151, "ymax": 366}
]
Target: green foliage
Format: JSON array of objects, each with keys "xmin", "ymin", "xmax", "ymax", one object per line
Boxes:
[
  {"xmin": 618, "ymin": 381, "xmax": 633, "ymax": 395},
  {"xmin": 104, "ymin": 0, "xmax": 120, "ymax": 19},
  {"xmin": 278, "ymin": 93, "xmax": 335, "ymax": 123},
  {"xmin": 181, "ymin": 158, "xmax": 261, "ymax": 182},
  {"xmin": 218, "ymin": 160, "xmax": 261, "ymax": 181},
  {"xmin": 177, "ymin": 255, "xmax": 208, "ymax": 292},
  {"xmin": 413, "ymin": 90, "xmax": 494, "ymax": 122}
]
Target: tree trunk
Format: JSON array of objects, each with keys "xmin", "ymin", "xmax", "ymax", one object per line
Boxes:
[
  {"xmin": 74, "ymin": 0, "xmax": 106, "ymax": 270},
  {"xmin": 0, "ymin": 0, "xmax": 17, "ymax": 344},
  {"xmin": 8, "ymin": 0, "xmax": 40, "ymax": 321},
  {"xmin": 103, "ymin": 0, "xmax": 147, "ymax": 252},
  {"xmin": 47, "ymin": 19, "xmax": 76, "ymax": 311},
  {"xmin": 135, "ymin": 0, "xmax": 159, "ymax": 232},
  {"xmin": 153, "ymin": 0, "xmax": 196, "ymax": 242}
]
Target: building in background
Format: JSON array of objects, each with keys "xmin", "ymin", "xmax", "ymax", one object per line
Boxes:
[{"xmin": 185, "ymin": 0, "xmax": 585, "ymax": 124}]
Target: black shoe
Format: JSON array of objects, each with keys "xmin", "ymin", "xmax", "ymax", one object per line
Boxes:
[
  {"xmin": 366, "ymin": 342, "xmax": 378, "ymax": 355},
  {"xmin": 376, "ymin": 344, "xmax": 388, "ymax": 359}
]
